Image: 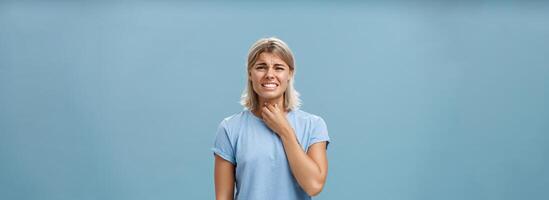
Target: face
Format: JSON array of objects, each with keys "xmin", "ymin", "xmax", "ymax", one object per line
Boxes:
[{"xmin": 249, "ymin": 52, "xmax": 293, "ymax": 101}]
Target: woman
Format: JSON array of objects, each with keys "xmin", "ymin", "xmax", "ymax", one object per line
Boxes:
[{"xmin": 212, "ymin": 37, "xmax": 331, "ymax": 200}]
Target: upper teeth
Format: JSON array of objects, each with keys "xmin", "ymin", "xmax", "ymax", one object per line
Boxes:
[{"xmin": 262, "ymin": 83, "xmax": 277, "ymax": 87}]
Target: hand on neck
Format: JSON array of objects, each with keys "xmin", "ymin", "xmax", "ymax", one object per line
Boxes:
[
  {"xmin": 259, "ymin": 97, "xmax": 284, "ymax": 110},
  {"xmin": 253, "ymin": 97, "xmax": 286, "ymax": 118}
]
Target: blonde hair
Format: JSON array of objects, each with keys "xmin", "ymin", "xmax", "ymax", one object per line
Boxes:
[{"xmin": 240, "ymin": 37, "xmax": 302, "ymax": 111}]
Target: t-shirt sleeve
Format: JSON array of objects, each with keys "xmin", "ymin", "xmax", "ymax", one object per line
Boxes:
[
  {"xmin": 307, "ymin": 116, "xmax": 331, "ymax": 151},
  {"xmin": 211, "ymin": 120, "xmax": 236, "ymax": 165}
]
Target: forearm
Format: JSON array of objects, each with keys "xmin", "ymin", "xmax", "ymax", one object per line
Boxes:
[
  {"xmin": 214, "ymin": 175, "xmax": 234, "ymax": 200},
  {"xmin": 214, "ymin": 155, "xmax": 235, "ymax": 200},
  {"xmin": 215, "ymin": 189, "xmax": 234, "ymax": 200},
  {"xmin": 279, "ymin": 128, "xmax": 324, "ymax": 196}
]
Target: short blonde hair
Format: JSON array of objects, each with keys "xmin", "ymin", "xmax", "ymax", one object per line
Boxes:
[{"xmin": 240, "ymin": 37, "xmax": 302, "ymax": 111}]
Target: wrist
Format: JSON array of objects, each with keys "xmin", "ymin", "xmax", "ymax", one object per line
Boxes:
[{"xmin": 279, "ymin": 127, "xmax": 296, "ymax": 142}]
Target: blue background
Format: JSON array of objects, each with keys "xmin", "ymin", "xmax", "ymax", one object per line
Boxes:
[{"xmin": 1, "ymin": 1, "xmax": 548, "ymax": 199}]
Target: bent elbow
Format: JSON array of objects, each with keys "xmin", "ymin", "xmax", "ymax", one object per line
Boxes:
[
  {"xmin": 306, "ymin": 189, "xmax": 321, "ymax": 197},
  {"xmin": 305, "ymin": 181, "xmax": 324, "ymax": 197}
]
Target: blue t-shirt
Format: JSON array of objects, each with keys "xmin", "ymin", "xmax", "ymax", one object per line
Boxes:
[{"xmin": 212, "ymin": 108, "xmax": 331, "ymax": 200}]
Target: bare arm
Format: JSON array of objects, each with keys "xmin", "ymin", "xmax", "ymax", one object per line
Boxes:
[
  {"xmin": 214, "ymin": 155, "xmax": 235, "ymax": 200},
  {"xmin": 280, "ymin": 132, "xmax": 328, "ymax": 196},
  {"xmin": 261, "ymin": 104, "xmax": 329, "ymax": 196}
]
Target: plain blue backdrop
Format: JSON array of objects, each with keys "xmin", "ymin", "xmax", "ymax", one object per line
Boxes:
[{"xmin": 1, "ymin": 1, "xmax": 548, "ymax": 199}]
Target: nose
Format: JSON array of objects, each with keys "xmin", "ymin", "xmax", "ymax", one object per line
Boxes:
[{"xmin": 264, "ymin": 68, "xmax": 275, "ymax": 79}]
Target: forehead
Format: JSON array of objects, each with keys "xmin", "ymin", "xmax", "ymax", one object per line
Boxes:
[{"xmin": 255, "ymin": 52, "xmax": 287, "ymax": 65}]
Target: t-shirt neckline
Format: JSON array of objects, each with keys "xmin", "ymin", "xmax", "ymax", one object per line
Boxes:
[{"xmin": 247, "ymin": 108, "xmax": 296, "ymax": 121}]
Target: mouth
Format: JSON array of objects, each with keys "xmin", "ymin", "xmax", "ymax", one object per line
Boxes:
[{"xmin": 261, "ymin": 82, "xmax": 279, "ymax": 90}]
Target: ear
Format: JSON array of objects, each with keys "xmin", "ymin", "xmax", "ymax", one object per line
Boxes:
[{"xmin": 289, "ymin": 70, "xmax": 294, "ymax": 81}]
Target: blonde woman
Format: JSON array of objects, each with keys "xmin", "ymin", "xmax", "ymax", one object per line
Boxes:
[{"xmin": 212, "ymin": 37, "xmax": 331, "ymax": 200}]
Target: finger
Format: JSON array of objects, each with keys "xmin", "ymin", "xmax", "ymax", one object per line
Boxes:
[
  {"xmin": 261, "ymin": 107, "xmax": 275, "ymax": 123},
  {"xmin": 267, "ymin": 103, "xmax": 276, "ymax": 113},
  {"xmin": 262, "ymin": 103, "xmax": 271, "ymax": 112},
  {"xmin": 274, "ymin": 103, "xmax": 281, "ymax": 112},
  {"xmin": 260, "ymin": 111, "xmax": 268, "ymax": 121},
  {"xmin": 273, "ymin": 103, "xmax": 282, "ymax": 113},
  {"xmin": 272, "ymin": 103, "xmax": 281, "ymax": 114},
  {"xmin": 262, "ymin": 105, "xmax": 272, "ymax": 117}
]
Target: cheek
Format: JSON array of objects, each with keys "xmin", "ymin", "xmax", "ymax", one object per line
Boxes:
[
  {"xmin": 249, "ymin": 73, "xmax": 259, "ymax": 83},
  {"xmin": 279, "ymin": 76, "xmax": 291, "ymax": 88},
  {"xmin": 250, "ymin": 71, "xmax": 263, "ymax": 80},
  {"xmin": 281, "ymin": 74, "xmax": 291, "ymax": 83}
]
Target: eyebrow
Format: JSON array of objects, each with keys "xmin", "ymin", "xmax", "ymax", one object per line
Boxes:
[{"xmin": 254, "ymin": 62, "xmax": 287, "ymax": 67}]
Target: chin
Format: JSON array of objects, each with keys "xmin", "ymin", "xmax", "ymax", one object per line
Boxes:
[{"xmin": 257, "ymin": 92, "xmax": 283, "ymax": 100}]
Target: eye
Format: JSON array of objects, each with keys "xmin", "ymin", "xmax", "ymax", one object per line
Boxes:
[
  {"xmin": 255, "ymin": 66, "xmax": 266, "ymax": 70},
  {"xmin": 276, "ymin": 67, "xmax": 285, "ymax": 71}
]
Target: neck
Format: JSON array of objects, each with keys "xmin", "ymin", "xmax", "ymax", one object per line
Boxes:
[
  {"xmin": 259, "ymin": 97, "xmax": 284, "ymax": 109},
  {"xmin": 252, "ymin": 96, "xmax": 286, "ymax": 118}
]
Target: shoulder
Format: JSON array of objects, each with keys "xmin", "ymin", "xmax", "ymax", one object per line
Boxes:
[
  {"xmin": 217, "ymin": 110, "xmax": 256, "ymax": 138},
  {"xmin": 292, "ymin": 109, "xmax": 327, "ymax": 125},
  {"xmin": 292, "ymin": 109, "xmax": 330, "ymax": 144},
  {"xmin": 293, "ymin": 109, "xmax": 326, "ymax": 129},
  {"xmin": 219, "ymin": 110, "xmax": 248, "ymax": 127}
]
